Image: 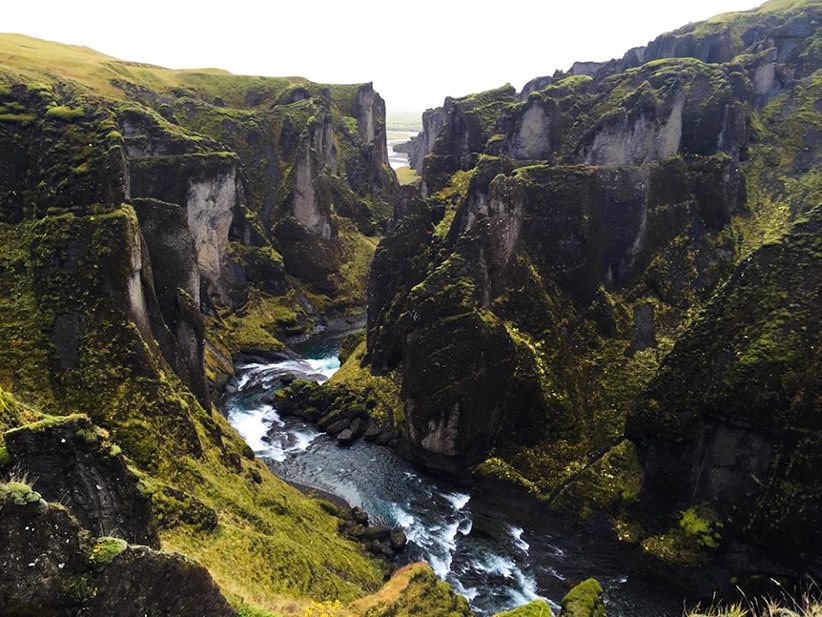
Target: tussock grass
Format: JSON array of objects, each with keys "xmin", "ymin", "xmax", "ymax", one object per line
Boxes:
[{"xmin": 687, "ymin": 584, "xmax": 822, "ymax": 617}]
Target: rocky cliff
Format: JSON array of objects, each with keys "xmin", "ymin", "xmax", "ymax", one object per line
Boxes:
[
  {"xmin": 0, "ymin": 34, "xmax": 407, "ymax": 616},
  {"xmin": 328, "ymin": 0, "xmax": 822, "ymax": 589}
]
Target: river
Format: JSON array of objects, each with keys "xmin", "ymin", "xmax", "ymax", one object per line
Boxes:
[
  {"xmin": 223, "ymin": 329, "xmax": 686, "ymax": 617},
  {"xmin": 388, "ymin": 130, "xmax": 417, "ymax": 170}
]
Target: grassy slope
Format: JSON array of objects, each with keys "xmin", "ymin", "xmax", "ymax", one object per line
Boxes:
[{"xmin": 0, "ymin": 33, "xmax": 231, "ymax": 98}]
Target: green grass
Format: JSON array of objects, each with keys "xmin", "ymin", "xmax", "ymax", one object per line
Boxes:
[
  {"xmin": 394, "ymin": 166, "xmax": 420, "ymax": 185},
  {"xmin": 386, "ymin": 109, "xmax": 424, "ymax": 132},
  {"xmin": 45, "ymin": 105, "xmax": 85, "ymax": 120},
  {"xmin": 686, "ymin": 593, "xmax": 822, "ymax": 617}
]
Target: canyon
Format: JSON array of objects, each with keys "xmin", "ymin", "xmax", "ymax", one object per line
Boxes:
[{"xmin": 1, "ymin": 1, "xmax": 821, "ymax": 615}]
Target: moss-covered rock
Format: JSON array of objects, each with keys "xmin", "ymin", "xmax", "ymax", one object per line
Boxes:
[
  {"xmin": 559, "ymin": 579, "xmax": 606, "ymax": 617},
  {"xmin": 627, "ymin": 207, "xmax": 822, "ymax": 558},
  {"xmin": 0, "ymin": 488, "xmax": 237, "ymax": 616},
  {"xmin": 4, "ymin": 414, "xmax": 159, "ymax": 547},
  {"xmin": 495, "ymin": 600, "xmax": 554, "ymax": 617}
]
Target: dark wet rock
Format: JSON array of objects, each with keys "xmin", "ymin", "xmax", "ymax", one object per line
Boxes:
[
  {"xmin": 88, "ymin": 547, "xmax": 237, "ymax": 617},
  {"xmin": 363, "ymin": 420, "xmax": 382, "ymax": 441},
  {"xmin": 390, "ymin": 531, "xmax": 408, "ymax": 551},
  {"xmin": 368, "ymin": 539, "xmax": 384, "ymax": 555},
  {"xmin": 317, "ymin": 412, "xmax": 338, "ymax": 431},
  {"xmin": 3, "ymin": 415, "xmax": 159, "ymax": 548},
  {"xmin": 628, "ymin": 303, "xmax": 657, "ymax": 355},
  {"xmin": 336, "ymin": 429, "xmax": 355, "ymax": 445},
  {"xmin": 0, "ymin": 485, "xmax": 235, "ymax": 617},
  {"xmin": 362, "ymin": 525, "xmax": 391, "ymax": 542},
  {"xmin": 326, "ymin": 418, "xmax": 350, "ymax": 436},
  {"xmin": 303, "ymin": 407, "xmax": 322, "ymax": 423},
  {"xmin": 349, "ymin": 417, "xmax": 363, "ymax": 436},
  {"xmin": 375, "ymin": 432, "xmax": 394, "ymax": 447},
  {"xmin": 351, "ymin": 506, "xmax": 369, "ymax": 525}
]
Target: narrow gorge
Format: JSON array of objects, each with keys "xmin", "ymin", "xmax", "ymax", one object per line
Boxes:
[{"xmin": 1, "ymin": 1, "xmax": 821, "ymax": 616}]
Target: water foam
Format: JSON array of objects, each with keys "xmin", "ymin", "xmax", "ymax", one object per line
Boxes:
[
  {"xmin": 307, "ymin": 356, "xmax": 341, "ymax": 380},
  {"xmin": 443, "ymin": 491, "xmax": 471, "ymax": 511},
  {"xmin": 509, "ymin": 525, "xmax": 530, "ymax": 554}
]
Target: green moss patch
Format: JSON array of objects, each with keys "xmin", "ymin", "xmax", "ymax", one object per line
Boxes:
[
  {"xmin": 494, "ymin": 600, "xmax": 553, "ymax": 617},
  {"xmin": 560, "ymin": 579, "xmax": 605, "ymax": 617},
  {"xmin": 0, "ymin": 480, "xmax": 42, "ymax": 506}
]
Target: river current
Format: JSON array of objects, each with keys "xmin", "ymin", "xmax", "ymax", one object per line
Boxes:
[{"xmin": 223, "ymin": 330, "xmax": 685, "ymax": 617}]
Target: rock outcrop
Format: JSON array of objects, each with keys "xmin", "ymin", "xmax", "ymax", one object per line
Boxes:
[
  {"xmin": 2, "ymin": 415, "xmax": 159, "ymax": 547},
  {"xmin": 0, "ymin": 481, "xmax": 236, "ymax": 617},
  {"xmin": 407, "ymin": 106, "xmax": 447, "ymax": 172}
]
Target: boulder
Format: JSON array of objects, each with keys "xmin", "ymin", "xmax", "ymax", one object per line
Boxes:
[
  {"xmin": 326, "ymin": 418, "xmax": 350, "ymax": 436},
  {"xmin": 363, "ymin": 420, "xmax": 382, "ymax": 440},
  {"xmin": 337, "ymin": 429, "xmax": 355, "ymax": 445},
  {"xmin": 559, "ymin": 578, "xmax": 606, "ymax": 617},
  {"xmin": 390, "ymin": 531, "xmax": 408, "ymax": 551},
  {"xmin": 349, "ymin": 417, "xmax": 363, "ymax": 436},
  {"xmin": 362, "ymin": 525, "xmax": 391, "ymax": 542},
  {"xmin": 351, "ymin": 507, "xmax": 370, "ymax": 525}
]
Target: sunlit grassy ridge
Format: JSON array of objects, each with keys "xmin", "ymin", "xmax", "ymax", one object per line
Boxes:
[{"xmin": 0, "ymin": 33, "xmax": 364, "ymax": 106}]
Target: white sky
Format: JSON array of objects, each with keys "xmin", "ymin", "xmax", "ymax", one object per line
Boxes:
[{"xmin": 4, "ymin": 0, "xmax": 762, "ymax": 112}]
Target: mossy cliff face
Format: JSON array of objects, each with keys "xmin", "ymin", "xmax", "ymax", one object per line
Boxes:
[
  {"xmin": 0, "ymin": 42, "xmax": 402, "ymax": 615},
  {"xmin": 365, "ymin": 57, "xmax": 752, "ymax": 473},
  {"xmin": 1, "ymin": 35, "xmax": 398, "ymax": 363},
  {"xmin": 627, "ymin": 207, "xmax": 822, "ymax": 559},
  {"xmin": 347, "ymin": 0, "xmax": 822, "ymax": 580}
]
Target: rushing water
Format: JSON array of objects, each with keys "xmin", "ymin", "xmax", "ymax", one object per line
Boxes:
[
  {"xmin": 224, "ymin": 331, "xmax": 686, "ymax": 617},
  {"xmin": 388, "ymin": 130, "xmax": 417, "ymax": 170}
]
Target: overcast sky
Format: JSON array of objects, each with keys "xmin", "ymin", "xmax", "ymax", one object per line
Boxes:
[{"xmin": 5, "ymin": 0, "xmax": 762, "ymax": 112}]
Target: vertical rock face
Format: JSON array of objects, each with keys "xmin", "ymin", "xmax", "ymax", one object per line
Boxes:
[
  {"xmin": 128, "ymin": 150, "xmax": 243, "ymax": 308},
  {"xmin": 292, "ymin": 133, "xmax": 334, "ymax": 240},
  {"xmin": 582, "ymin": 94, "xmax": 685, "ymax": 166},
  {"xmin": 627, "ymin": 208, "xmax": 822, "ymax": 557},
  {"xmin": 507, "ymin": 98, "xmax": 556, "ymax": 160},
  {"xmin": 132, "ymin": 199, "xmax": 209, "ymax": 409},
  {"xmin": 355, "ymin": 83, "xmax": 389, "ymax": 167},
  {"xmin": 408, "ymin": 105, "xmax": 448, "ymax": 172},
  {"xmin": 185, "ymin": 165, "xmax": 241, "ymax": 303}
]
